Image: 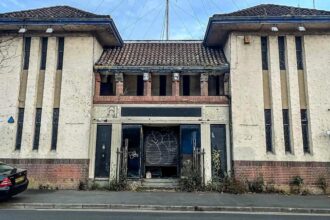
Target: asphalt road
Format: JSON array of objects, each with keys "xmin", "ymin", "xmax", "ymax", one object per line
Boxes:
[{"xmin": 0, "ymin": 210, "xmax": 330, "ymax": 220}]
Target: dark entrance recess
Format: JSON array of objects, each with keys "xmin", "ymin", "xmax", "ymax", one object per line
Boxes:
[
  {"xmin": 180, "ymin": 125, "xmax": 201, "ymax": 177},
  {"xmin": 95, "ymin": 125, "xmax": 112, "ymax": 178},
  {"xmin": 211, "ymin": 124, "xmax": 227, "ymax": 179},
  {"xmin": 122, "ymin": 125, "xmax": 143, "ymax": 178},
  {"xmin": 144, "ymin": 126, "xmax": 179, "ymax": 178}
]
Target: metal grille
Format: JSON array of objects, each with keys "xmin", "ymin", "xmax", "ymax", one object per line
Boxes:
[
  {"xmin": 301, "ymin": 109, "xmax": 310, "ymax": 153},
  {"xmin": 15, "ymin": 108, "xmax": 25, "ymax": 150},
  {"xmin": 51, "ymin": 108, "xmax": 59, "ymax": 150},
  {"xmin": 40, "ymin": 37, "xmax": 48, "ymax": 70},
  {"xmin": 33, "ymin": 108, "xmax": 42, "ymax": 150},
  {"xmin": 278, "ymin": 36, "xmax": 286, "ymax": 70},
  {"xmin": 282, "ymin": 109, "xmax": 291, "ymax": 152},
  {"xmin": 261, "ymin": 37, "xmax": 268, "ymax": 70},
  {"xmin": 57, "ymin": 37, "xmax": 64, "ymax": 70},
  {"xmin": 295, "ymin": 37, "xmax": 304, "ymax": 70},
  {"xmin": 23, "ymin": 37, "xmax": 31, "ymax": 70},
  {"xmin": 264, "ymin": 109, "xmax": 272, "ymax": 152}
]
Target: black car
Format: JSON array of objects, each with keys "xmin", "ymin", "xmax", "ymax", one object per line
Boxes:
[{"xmin": 0, "ymin": 162, "xmax": 29, "ymax": 199}]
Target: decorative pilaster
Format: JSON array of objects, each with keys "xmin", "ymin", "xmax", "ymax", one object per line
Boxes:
[
  {"xmin": 172, "ymin": 72, "xmax": 180, "ymax": 96},
  {"xmin": 143, "ymin": 72, "xmax": 152, "ymax": 96},
  {"xmin": 200, "ymin": 73, "xmax": 209, "ymax": 96},
  {"xmin": 115, "ymin": 73, "xmax": 124, "ymax": 96}
]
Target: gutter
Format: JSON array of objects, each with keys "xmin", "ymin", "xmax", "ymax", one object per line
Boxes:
[
  {"xmin": 0, "ymin": 17, "xmax": 123, "ymax": 46},
  {"xmin": 94, "ymin": 64, "xmax": 230, "ymax": 74},
  {"xmin": 204, "ymin": 15, "xmax": 330, "ymax": 44}
]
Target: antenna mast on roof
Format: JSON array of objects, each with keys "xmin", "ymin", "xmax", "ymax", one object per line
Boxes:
[
  {"xmin": 313, "ymin": 0, "xmax": 316, "ymax": 9},
  {"xmin": 165, "ymin": 0, "xmax": 169, "ymax": 40}
]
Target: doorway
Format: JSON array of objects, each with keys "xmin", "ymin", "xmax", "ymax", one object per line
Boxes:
[{"xmin": 95, "ymin": 125, "xmax": 112, "ymax": 178}]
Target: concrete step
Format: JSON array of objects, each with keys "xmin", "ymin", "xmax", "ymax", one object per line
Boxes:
[{"xmin": 141, "ymin": 178, "xmax": 179, "ymax": 189}]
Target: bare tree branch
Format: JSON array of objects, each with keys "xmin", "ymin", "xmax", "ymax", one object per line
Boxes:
[{"xmin": 0, "ymin": 35, "xmax": 19, "ymax": 74}]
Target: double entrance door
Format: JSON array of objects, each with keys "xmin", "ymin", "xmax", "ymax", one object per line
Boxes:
[{"xmin": 122, "ymin": 124, "xmax": 201, "ymax": 179}]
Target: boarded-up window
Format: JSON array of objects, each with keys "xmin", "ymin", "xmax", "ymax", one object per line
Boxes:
[
  {"xmin": 23, "ymin": 37, "xmax": 31, "ymax": 70},
  {"xmin": 261, "ymin": 36, "xmax": 268, "ymax": 70},
  {"xmin": 40, "ymin": 37, "xmax": 48, "ymax": 70},
  {"xmin": 295, "ymin": 36, "xmax": 304, "ymax": 70},
  {"xmin": 264, "ymin": 109, "xmax": 272, "ymax": 152},
  {"xmin": 33, "ymin": 108, "xmax": 42, "ymax": 150},
  {"xmin": 51, "ymin": 108, "xmax": 59, "ymax": 151},
  {"xmin": 301, "ymin": 109, "xmax": 310, "ymax": 153},
  {"xmin": 57, "ymin": 37, "xmax": 64, "ymax": 70},
  {"xmin": 283, "ymin": 109, "xmax": 291, "ymax": 153},
  {"xmin": 278, "ymin": 36, "xmax": 286, "ymax": 70},
  {"xmin": 15, "ymin": 108, "xmax": 25, "ymax": 150}
]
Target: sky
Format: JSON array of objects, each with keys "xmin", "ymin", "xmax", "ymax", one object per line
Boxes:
[{"xmin": 0, "ymin": 0, "xmax": 329, "ymax": 40}]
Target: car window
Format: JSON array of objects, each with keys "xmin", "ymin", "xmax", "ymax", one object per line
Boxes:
[{"xmin": 0, "ymin": 164, "xmax": 14, "ymax": 173}]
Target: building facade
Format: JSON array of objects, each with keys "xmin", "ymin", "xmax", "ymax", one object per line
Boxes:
[{"xmin": 0, "ymin": 4, "xmax": 329, "ymax": 189}]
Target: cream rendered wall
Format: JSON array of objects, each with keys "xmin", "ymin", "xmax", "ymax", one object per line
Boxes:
[
  {"xmin": 0, "ymin": 36, "xmax": 23, "ymax": 155},
  {"xmin": 56, "ymin": 36, "xmax": 101, "ymax": 159},
  {"xmin": 91, "ymin": 104, "xmax": 230, "ymax": 183},
  {"xmin": 229, "ymin": 33, "xmax": 266, "ymax": 161},
  {"xmin": 228, "ymin": 32, "xmax": 330, "ymax": 162},
  {"xmin": 0, "ymin": 35, "xmax": 103, "ymax": 159},
  {"xmin": 304, "ymin": 35, "xmax": 330, "ymax": 162}
]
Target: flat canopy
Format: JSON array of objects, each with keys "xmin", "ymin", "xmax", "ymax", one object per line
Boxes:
[
  {"xmin": 95, "ymin": 41, "xmax": 229, "ymax": 74},
  {"xmin": 0, "ymin": 6, "xmax": 123, "ymax": 47},
  {"xmin": 204, "ymin": 4, "xmax": 330, "ymax": 46}
]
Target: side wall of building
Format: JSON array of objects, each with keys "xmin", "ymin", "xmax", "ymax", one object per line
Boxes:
[
  {"xmin": 0, "ymin": 35, "xmax": 103, "ymax": 189},
  {"xmin": 229, "ymin": 32, "xmax": 330, "ymax": 185}
]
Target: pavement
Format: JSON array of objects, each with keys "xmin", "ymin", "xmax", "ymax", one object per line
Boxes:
[{"xmin": 0, "ymin": 190, "xmax": 329, "ymax": 214}]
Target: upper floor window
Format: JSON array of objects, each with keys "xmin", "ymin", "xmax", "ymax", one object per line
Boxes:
[
  {"xmin": 100, "ymin": 75, "xmax": 115, "ymax": 96},
  {"xmin": 295, "ymin": 36, "xmax": 304, "ymax": 70},
  {"xmin": 124, "ymin": 74, "xmax": 144, "ymax": 96},
  {"xmin": 151, "ymin": 74, "xmax": 172, "ymax": 96},
  {"xmin": 40, "ymin": 37, "xmax": 48, "ymax": 70},
  {"xmin": 208, "ymin": 75, "xmax": 225, "ymax": 96},
  {"xmin": 261, "ymin": 36, "xmax": 268, "ymax": 70},
  {"xmin": 278, "ymin": 36, "xmax": 286, "ymax": 70},
  {"xmin": 23, "ymin": 37, "xmax": 31, "ymax": 70},
  {"xmin": 57, "ymin": 37, "xmax": 64, "ymax": 70},
  {"xmin": 180, "ymin": 74, "xmax": 200, "ymax": 96}
]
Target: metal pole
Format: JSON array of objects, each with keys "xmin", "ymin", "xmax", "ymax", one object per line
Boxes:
[
  {"xmin": 313, "ymin": 0, "xmax": 316, "ymax": 9},
  {"xmin": 166, "ymin": 0, "xmax": 169, "ymax": 40}
]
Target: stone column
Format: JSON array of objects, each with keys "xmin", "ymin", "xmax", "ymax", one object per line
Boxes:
[
  {"xmin": 115, "ymin": 73, "xmax": 124, "ymax": 96},
  {"xmin": 143, "ymin": 72, "xmax": 152, "ymax": 96},
  {"xmin": 200, "ymin": 73, "xmax": 209, "ymax": 96},
  {"xmin": 172, "ymin": 72, "xmax": 180, "ymax": 96}
]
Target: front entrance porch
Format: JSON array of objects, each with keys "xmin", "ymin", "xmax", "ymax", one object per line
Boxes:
[{"xmin": 119, "ymin": 125, "xmax": 203, "ymax": 181}]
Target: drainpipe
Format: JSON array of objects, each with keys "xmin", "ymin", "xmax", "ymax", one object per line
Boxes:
[{"xmin": 225, "ymin": 94, "xmax": 234, "ymax": 177}]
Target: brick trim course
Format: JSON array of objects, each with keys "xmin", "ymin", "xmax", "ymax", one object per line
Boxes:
[
  {"xmin": 233, "ymin": 160, "xmax": 330, "ymax": 185},
  {"xmin": 0, "ymin": 158, "xmax": 89, "ymax": 189}
]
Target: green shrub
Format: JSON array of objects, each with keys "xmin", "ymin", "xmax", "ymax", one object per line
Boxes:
[
  {"xmin": 248, "ymin": 176, "xmax": 265, "ymax": 193},
  {"xmin": 179, "ymin": 170, "xmax": 202, "ymax": 192},
  {"xmin": 290, "ymin": 176, "xmax": 304, "ymax": 194},
  {"xmin": 205, "ymin": 181, "xmax": 224, "ymax": 192},
  {"xmin": 222, "ymin": 176, "xmax": 247, "ymax": 194},
  {"xmin": 290, "ymin": 176, "xmax": 304, "ymax": 186},
  {"xmin": 108, "ymin": 176, "xmax": 128, "ymax": 191},
  {"xmin": 317, "ymin": 177, "xmax": 328, "ymax": 193}
]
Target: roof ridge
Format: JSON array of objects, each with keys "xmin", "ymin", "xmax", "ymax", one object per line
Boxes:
[
  {"xmin": 216, "ymin": 3, "xmax": 330, "ymax": 17},
  {"xmin": 0, "ymin": 5, "xmax": 109, "ymax": 18}
]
